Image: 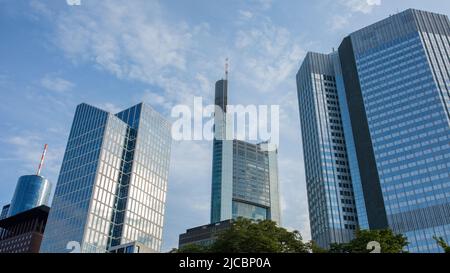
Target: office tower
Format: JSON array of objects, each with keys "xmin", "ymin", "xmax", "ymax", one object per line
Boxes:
[
  {"xmin": 339, "ymin": 9, "xmax": 450, "ymax": 253},
  {"xmin": 8, "ymin": 145, "xmax": 52, "ymax": 217},
  {"xmin": 210, "ymin": 76, "xmax": 281, "ymax": 225},
  {"xmin": 297, "ymin": 9, "xmax": 450, "ymax": 252},
  {"xmin": 178, "ymin": 70, "xmax": 281, "ymax": 249},
  {"xmin": 296, "ymin": 53, "xmax": 359, "ymax": 248},
  {"xmin": 0, "ymin": 205, "xmax": 49, "ymax": 253},
  {"xmin": 40, "ymin": 103, "xmax": 171, "ymax": 253},
  {"xmin": 0, "ymin": 205, "xmax": 10, "ymax": 220}
]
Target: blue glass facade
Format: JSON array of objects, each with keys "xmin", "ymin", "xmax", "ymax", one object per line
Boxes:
[
  {"xmin": 40, "ymin": 103, "xmax": 171, "ymax": 253},
  {"xmin": 302, "ymin": 9, "xmax": 450, "ymax": 252},
  {"xmin": 344, "ymin": 9, "xmax": 450, "ymax": 253},
  {"xmin": 210, "ymin": 79, "xmax": 281, "ymax": 225},
  {"xmin": 8, "ymin": 175, "xmax": 51, "ymax": 217},
  {"xmin": 296, "ymin": 53, "xmax": 359, "ymax": 248}
]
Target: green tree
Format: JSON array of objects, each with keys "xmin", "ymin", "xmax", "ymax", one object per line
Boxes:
[
  {"xmin": 210, "ymin": 218, "xmax": 310, "ymax": 253},
  {"xmin": 328, "ymin": 243, "xmax": 351, "ymax": 253},
  {"xmin": 433, "ymin": 236, "xmax": 450, "ymax": 253},
  {"xmin": 329, "ymin": 229, "xmax": 408, "ymax": 253},
  {"xmin": 177, "ymin": 244, "xmax": 211, "ymax": 253},
  {"xmin": 309, "ymin": 241, "xmax": 328, "ymax": 253}
]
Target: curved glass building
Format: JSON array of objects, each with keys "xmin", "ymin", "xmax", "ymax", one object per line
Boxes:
[{"xmin": 8, "ymin": 175, "xmax": 52, "ymax": 217}]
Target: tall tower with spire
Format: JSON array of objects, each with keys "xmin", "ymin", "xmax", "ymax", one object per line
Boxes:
[{"xmin": 210, "ymin": 59, "xmax": 281, "ymax": 225}]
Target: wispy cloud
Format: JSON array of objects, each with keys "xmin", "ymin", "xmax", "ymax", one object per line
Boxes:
[
  {"xmin": 232, "ymin": 17, "xmax": 305, "ymax": 93},
  {"xmin": 253, "ymin": 0, "xmax": 273, "ymax": 11},
  {"xmin": 329, "ymin": 0, "xmax": 381, "ymax": 31},
  {"xmin": 55, "ymin": 1, "xmax": 191, "ymax": 87},
  {"xmin": 3, "ymin": 134, "xmax": 64, "ymax": 178},
  {"xmin": 339, "ymin": 0, "xmax": 382, "ymax": 14},
  {"xmin": 238, "ymin": 10, "xmax": 254, "ymax": 20},
  {"xmin": 330, "ymin": 14, "xmax": 351, "ymax": 30},
  {"xmin": 41, "ymin": 75, "xmax": 74, "ymax": 93},
  {"xmin": 95, "ymin": 102, "xmax": 122, "ymax": 114}
]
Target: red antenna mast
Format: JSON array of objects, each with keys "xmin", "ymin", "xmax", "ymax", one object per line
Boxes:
[{"xmin": 36, "ymin": 144, "xmax": 48, "ymax": 176}]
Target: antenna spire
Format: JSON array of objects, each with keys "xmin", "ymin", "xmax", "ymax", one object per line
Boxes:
[
  {"xmin": 225, "ymin": 58, "xmax": 229, "ymax": 81},
  {"xmin": 36, "ymin": 144, "xmax": 48, "ymax": 176}
]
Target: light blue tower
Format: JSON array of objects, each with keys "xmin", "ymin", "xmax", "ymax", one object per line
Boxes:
[{"xmin": 8, "ymin": 145, "xmax": 52, "ymax": 217}]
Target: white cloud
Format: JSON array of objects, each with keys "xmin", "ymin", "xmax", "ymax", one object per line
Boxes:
[
  {"xmin": 4, "ymin": 135, "xmax": 65, "ymax": 179},
  {"xmin": 55, "ymin": 1, "xmax": 191, "ymax": 87},
  {"xmin": 238, "ymin": 10, "xmax": 254, "ymax": 20},
  {"xmin": 339, "ymin": 0, "xmax": 381, "ymax": 14},
  {"xmin": 232, "ymin": 20, "xmax": 305, "ymax": 93},
  {"xmin": 141, "ymin": 90, "xmax": 173, "ymax": 111},
  {"xmin": 330, "ymin": 14, "xmax": 351, "ymax": 30},
  {"xmin": 41, "ymin": 75, "xmax": 74, "ymax": 93},
  {"xmin": 254, "ymin": 0, "xmax": 273, "ymax": 10},
  {"xmin": 95, "ymin": 102, "xmax": 122, "ymax": 114}
]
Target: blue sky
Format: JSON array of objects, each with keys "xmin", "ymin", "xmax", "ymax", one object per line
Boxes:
[{"xmin": 0, "ymin": 0, "xmax": 449, "ymax": 251}]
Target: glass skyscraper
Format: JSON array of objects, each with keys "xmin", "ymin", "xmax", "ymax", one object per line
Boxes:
[
  {"xmin": 40, "ymin": 103, "xmax": 171, "ymax": 253},
  {"xmin": 296, "ymin": 53, "xmax": 359, "ymax": 248},
  {"xmin": 210, "ymin": 78, "xmax": 281, "ymax": 225},
  {"xmin": 298, "ymin": 9, "xmax": 450, "ymax": 252}
]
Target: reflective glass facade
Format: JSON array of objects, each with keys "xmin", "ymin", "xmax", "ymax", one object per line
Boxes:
[
  {"xmin": 301, "ymin": 9, "xmax": 450, "ymax": 252},
  {"xmin": 342, "ymin": 9, "xmax": 450, "ymax": 253},
  {"xmin": 296, "ymin": 53, "xmax": 359, "ymax": 248},
  {"xmin": 210, "ymin": 79, "xmax": 281, "ymax": 225},
  {"xmin": 8, "ymin": 175, "xmax": 51, "ymax": 217},
  {"xmin": 40, "ymin": 103, "xmax": 171, "ymax": 253}
]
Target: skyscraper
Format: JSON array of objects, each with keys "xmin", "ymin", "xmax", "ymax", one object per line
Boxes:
[
  {"xmin": 210, "ymin": 76, "xmax": 281, "ymax": 225},
  {"xmin": 296, "ymin": 53, "xmax": 359, "ymax": 248},
  {"xmin": 297, "ymin": 9, "xmax": 450, "ymax": 252},
  {"xmin": 40, "ymin": 103, "xmax": 171, "ymax": 253},
  {"xmin": 179, "ymin": 71, "xmax": 281, "ymax": 248}
]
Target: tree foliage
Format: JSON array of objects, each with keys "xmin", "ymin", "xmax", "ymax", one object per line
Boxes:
[
  {"xmin": 176, "ymin": 218, "xmax": 310, "ymax": 253},
  {"xmin": 328, "ymin": 229, "xmax": 408, "ymax": 253},
  {"xmin": 177, "ymin": 244, "xmax": 211, "ymax": 253},
  {"xmin": 175, "ymin": 220, "xmax": 411, "ymax": 254},
  {"xmin": 433, "ymin": 236, "xmax": 450, "ymax": 253}
]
